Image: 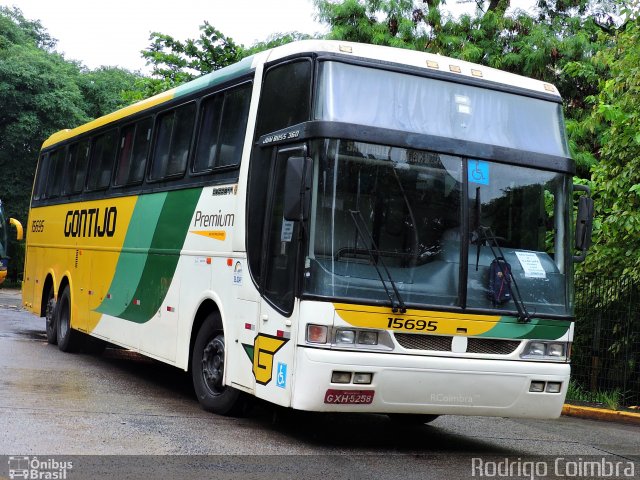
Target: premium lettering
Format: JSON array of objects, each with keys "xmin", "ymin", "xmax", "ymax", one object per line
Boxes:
[{"xmin": 193, "ymin": 210, "xmax": 234, "ymax": 228}]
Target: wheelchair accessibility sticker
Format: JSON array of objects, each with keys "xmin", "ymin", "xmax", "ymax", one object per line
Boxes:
[
  {"xmin": 276, "ymin": 362, "xmax": 287, "ymax": 389},
  {"xmin": 468, "ymin": 159, "xmax": 489, "ymax": 185}
]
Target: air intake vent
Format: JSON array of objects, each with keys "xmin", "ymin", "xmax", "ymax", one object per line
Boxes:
[
  {"xmin": 394, "ymin": 333, "xmax": 452, "ymax": 351},
  {"xmin": 394, "ymin": 334, "xmax": 521, "ymax": 355},
  {"xmin": 467, "ymin": 338, "xmax": 521, "ymax": 355}
]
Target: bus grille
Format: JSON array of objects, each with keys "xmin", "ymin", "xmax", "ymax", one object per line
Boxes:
[
  {"xmin": 394, "ymin": 333, "xmax": 452, "ymax": 351},
  {"xmin": 394, "ymin": 334, "xmax": 521, "ymax": 355},
  {"xmin": 467, "ymin": 338, "xmax": 521, "ymax": 355}
]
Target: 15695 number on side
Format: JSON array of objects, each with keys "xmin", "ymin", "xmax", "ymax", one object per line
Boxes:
[{"xmin": 387, "ymin": 317, "xmax": 438, "ymax": 331}]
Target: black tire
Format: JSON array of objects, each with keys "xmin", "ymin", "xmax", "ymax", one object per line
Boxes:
[
  {"xmin": 56, "ymin": 286, "xmax": 82, "ymax": 353},
  {"xmin": 191, "ymin": 314, "xmax": 243, "ymax": 415},
  {"xmin": 387, "ymin": 414, "xmax": 440, "ymax": 426},
  {"xmin": 44, "ymin": 288, "xmax": 57, "ymax": 345}
]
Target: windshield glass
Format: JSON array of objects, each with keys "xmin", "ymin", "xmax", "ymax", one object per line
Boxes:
[
  {"xmin": 315, "ymin": 61, "xmax": 570, "ymax": 158},
  {"xmin": 304, "ymin": 140, "xmax": 573, "ymax": 316},
  {"xmin": 466, "ymin": 161, "xmax": 572, "ymax": 316}
]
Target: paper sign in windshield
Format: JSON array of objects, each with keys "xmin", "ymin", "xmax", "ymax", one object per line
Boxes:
[{"xmin": 515, "ymin": 252, "xmax": 546, "ymax": 279}]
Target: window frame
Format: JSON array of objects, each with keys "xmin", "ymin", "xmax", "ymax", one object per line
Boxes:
[
  {"xmin": 147, "ymin": 101, "xmax": 197, "ymax": 183},
  {"xmin": 191, "ymin": 80, "xmax": 253, "ymax": 177}
]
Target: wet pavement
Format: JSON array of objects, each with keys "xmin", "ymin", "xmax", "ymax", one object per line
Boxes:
[{"xmin": 0, "ymin": 288, "xmax": 638, "ymax": 478}]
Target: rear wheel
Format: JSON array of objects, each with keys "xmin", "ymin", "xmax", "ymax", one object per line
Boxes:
[
  {"xmin": 56, "ymin": 286, "xmax": 81, "ymax": 352},
  {"xmin": 191, "ymin": 314, "xmax": 243, "ymax": 415},
  {"xmin": 387, "ymin": 414, "xmax": 440, "ymax": 426},
  {"xmin": 45, "ymin": 288, "xmax": 57, "ymax": 345}
]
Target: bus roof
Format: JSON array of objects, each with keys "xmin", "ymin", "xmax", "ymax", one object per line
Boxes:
[{"xmin": 41, "ymin": 40, "xmax": 560, "ymax": 150}]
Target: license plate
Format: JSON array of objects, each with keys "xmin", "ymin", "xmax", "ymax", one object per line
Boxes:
[{"xmin": 324, "ymin": 389, "xmax": 375, "ymax": 405}]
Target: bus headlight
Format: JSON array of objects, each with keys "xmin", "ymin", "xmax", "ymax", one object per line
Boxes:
[
  {"xmin": 336, "ymin": 329, "xmax": 356, "ymax": 344},
  {"xmin": 357, "ymin": 330, "xmax": 378, "ymax": 345},
  {"xmin": 520, "ymin": 340, "xmax": 568, "ymax": 361}
]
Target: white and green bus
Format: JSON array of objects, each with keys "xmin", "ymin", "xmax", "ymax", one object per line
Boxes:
[{"xmin": 23, "ymin": 40, "xmax": 592, "ymax": 421}]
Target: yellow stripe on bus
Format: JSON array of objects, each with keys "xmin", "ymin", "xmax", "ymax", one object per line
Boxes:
[{"xmin": 333, "ymin": 303, "xmax": 502, "ymax": 336}]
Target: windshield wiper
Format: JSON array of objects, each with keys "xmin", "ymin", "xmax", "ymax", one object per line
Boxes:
[
  {"xmin": 348, "ymin": 210, "xmax": 407, "ymax": 313},
  {"xmin": 476, "ymin": 225, "xmax": 532, "ymax": 324}
]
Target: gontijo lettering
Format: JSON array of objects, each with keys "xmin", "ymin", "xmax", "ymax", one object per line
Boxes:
[{"xmin": 64, "ymin": 207, "xmax": 117, "ymax": 238}]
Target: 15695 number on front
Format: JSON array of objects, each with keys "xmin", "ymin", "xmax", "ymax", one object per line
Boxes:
[{"xmin": 387, "ymin": 317, "xmax": 438, "ymax": 331}]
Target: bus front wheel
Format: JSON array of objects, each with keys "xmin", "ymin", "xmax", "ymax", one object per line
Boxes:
[
  {"xmin": 191, "ymin": 315, "xmax": 243, "ymax": 415},
  {"xmin": 56, "ymin": 286, "xmax": 81, "ymax": 353},
  {"xmin": 45, "ymin": 289, "xmax": 57, "ymax": 345}
]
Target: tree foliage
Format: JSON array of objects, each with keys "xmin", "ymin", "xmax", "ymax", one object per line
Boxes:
[
  {"xmin": 0, "ymin": 7, "xmax": 140, "ymax": 223},
  {"xmin": 137, "ymin": 24, "xmax": 313, "ymax": 99},
  {"xmin": 581, "ymin": 16, "xmax": 640, "ymax": 281}
]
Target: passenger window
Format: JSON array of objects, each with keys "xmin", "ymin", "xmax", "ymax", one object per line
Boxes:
[
  {"xmin": 218, "ymin": 84, "xmax": 252, "ymax": 167},
  {"xmin": 87, "ymin": 130, "xmax": 117, "ymax": 191},
  {"xmin": 34, "ymin": 154, "xmax": 51, "ymax": 200},
  {"xmin": 45, "ymin": 149, "xmax": 64, "ymax": 198},
  {"xmin": 150, "ymin": 103, "xmax": 195, "ymax": 180},
  {"xmin": 66, "ymin": 140, "xmax": 90, "ymax": 194},
  {"xmin": 70, "ymin": 140, "xmax": 89, "ymax": 193},
  {"xmin": 114, "ymin": 118, "xmax": 151, "ymax": 186},
  {"xmin": 193, "ymin": 95, "xmax": 223, "ymax": 173},
  {"xmin": 193, "ymin": 83, "xmax": 252, "ymax": 173}
]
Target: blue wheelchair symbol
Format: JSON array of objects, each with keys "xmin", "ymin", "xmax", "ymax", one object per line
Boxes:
[
  {"xmin": 276, "ymin": 362, "xmax": 287, "ymax": 389},
  {"xmin": 468, "ymin": 160, "xmax": 490, "ymax": 185}
]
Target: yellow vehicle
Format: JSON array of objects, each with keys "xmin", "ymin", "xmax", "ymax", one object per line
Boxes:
[
  {"xmin": 0, "ymin": 199, "xmax": 23, "ymax": 284},
  {"xmin": 23, "ymin": 41, "xmax": 592, "ymax": 420}
]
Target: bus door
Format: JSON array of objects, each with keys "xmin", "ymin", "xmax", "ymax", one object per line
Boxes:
[{"xmin": 255, "ymin": 145, "xmax": 307, "ymax": 406}]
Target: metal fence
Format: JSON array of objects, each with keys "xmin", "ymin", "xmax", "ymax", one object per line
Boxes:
[{"xmin": 572, "ymin": 275, "xmax": 640, "ymax": 408}]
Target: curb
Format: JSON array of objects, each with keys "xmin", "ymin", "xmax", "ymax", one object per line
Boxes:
[{"xmin": 562, "ymin": 404, "xmax": 640, "ymax": 425}]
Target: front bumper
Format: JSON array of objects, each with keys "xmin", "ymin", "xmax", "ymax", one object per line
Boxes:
[{"xmin": 291, "ymin": 346, "xmax": 569, "ymax": 418}]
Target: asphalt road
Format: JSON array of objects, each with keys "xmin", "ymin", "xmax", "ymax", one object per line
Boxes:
[{"xmin": 0, "ymin": 288, "xmax": 638, "ymax": 479}]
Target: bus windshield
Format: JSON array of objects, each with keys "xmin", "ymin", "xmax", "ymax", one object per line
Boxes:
[
  {"xmin": 314, "ymin": 61, "xmax": 570, "ymax": 158},
  {"xmin": 304, "ymin": 139, "xmax": 572, "ymax": 317}
]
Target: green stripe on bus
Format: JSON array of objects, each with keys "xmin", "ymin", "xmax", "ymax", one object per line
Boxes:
[
  {"xmin": 95, "ymin": 193, "xmax": 167, "ymax": 318},
  {"xmin": 96, "ymin": 188, "xmax": 202, "ymax": 323},
  {"xmin": 174, "ymin": 55, "xmax": 255, "ymax": 99},
  {"xmin": 478, "ymin": 316, "xmax": 571, "ymax": 340}
]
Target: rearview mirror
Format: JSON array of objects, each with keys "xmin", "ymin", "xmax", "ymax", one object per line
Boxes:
[{"xmin": 283, "ymin": 156, "xmax": 312, "ymax": 222}]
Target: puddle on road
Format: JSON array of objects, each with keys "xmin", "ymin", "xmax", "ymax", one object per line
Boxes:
[{"xmin": 0, "ymin": 329, "xmax": 47, "ymax": 341}]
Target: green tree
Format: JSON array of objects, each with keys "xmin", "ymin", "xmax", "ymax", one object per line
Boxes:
[
  {"xmin": 313, "ymin": 1, "xmax": 623, "ymax": 177},
  {"xmin": 0, "ymin": 7, "xmax": 141, "ymax": 222},
  {"xmin": 0, "ymin": 7, "xmax": 88, "ymax": 222},
  {"xmin": 78, "ymin": 66, "xmax": 143, "ymax": 120},
  {"xmin": 137, "ymin": 21, "xmax": 244, "ymax": 98},
  {"xmin": 581, "ymin": 16, "xmax": 640, "ymax": 281},
  {"xmin": 136, "ymin": 24, "xmax": 314, "ymax": 100}
]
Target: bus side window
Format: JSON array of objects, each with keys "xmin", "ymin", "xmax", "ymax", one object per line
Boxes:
[
  {"xmin": 115, "ymin": 118, "xmax": 152, "ymax": 186},
  {"xmin": 114, "ymin": 124, "xmax": 136, "ymax": 186},
  {"xmin": 87, "ymin": 130, "xmax": 117, "ymax": 191},
  {"xmin": 44, "ymin": 149, "xmax": 64, "ymax": 199},
  {"xmin": 67, "ymin": 140, "xmax": 90, "ymax": 194},
  {"xmin": 33, "ymin": 154, "xmax": 50, "ymax": 200},
  {"xmin": 150, "ymin": 103, "xmax": 195, "ymax": 181},
  {"xmin": 193, "ymin": 83, "xmax": 252, "ymax": 173},
  {"xmin": 217, "ymin": 83, "xmax": 252, "ymax": 167},
  {"xmin": 129, "ymin": 118, "xmax": 152, "ymax": 184},
  {"xmin": 193, "ymin": 94, "xmax": 224, "ymax": 173}
]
